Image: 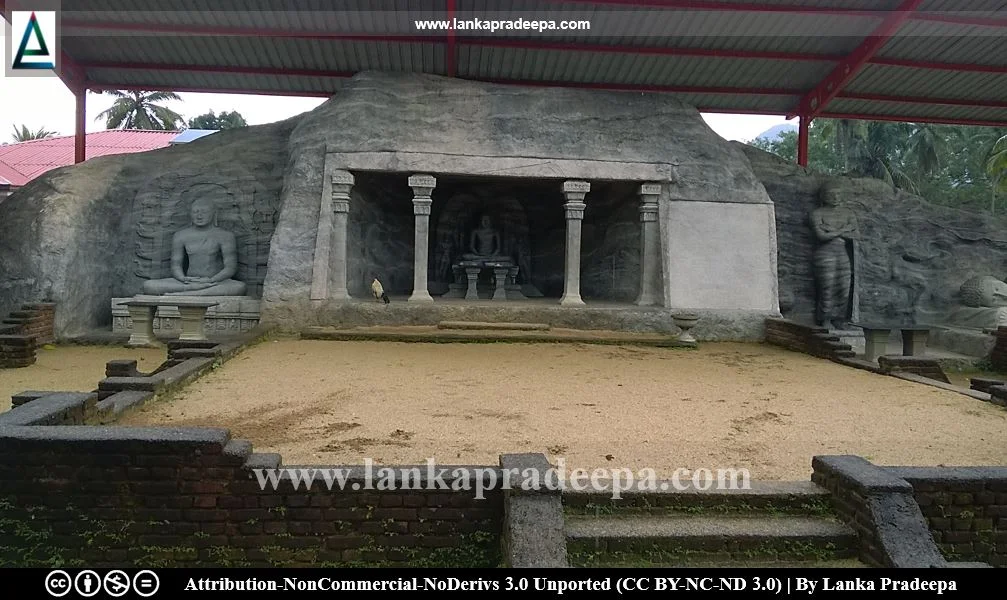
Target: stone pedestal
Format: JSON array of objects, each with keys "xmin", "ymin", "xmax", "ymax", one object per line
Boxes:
[
  {"xmin": 178, "ymin": 305, "xmax": 213, "ymax": 341},
  {"xmin": 126, "ymin": 304, "xmax": 155, "ymax": 347},
  {"xmin": 636, "ymin": 182, "xmax": 661, "ymax": 306},
  {"xmin": 492, "ymin": 267, "xmax": 509, "ymax": 301},
  {"xmin": 862, "ymin": 328, "xmax": 892, "ymax": 363},
  {"xmin": 902, "ymin": 330, "xmax": 929, "ymax": 356},
  {"xmin": 560, "ymin": 180, "xmax": 589, "ymax": 307},
  {"xmin": 408, "ymin": 174, "xmax": 436, "ymax": 303},
  {"xmin": 506, "ymin": 267, "xmax": 527, "ymax": 300},
  {"xmin": 113, "ymin": 296, "xmax": 260, "ymax": 337},
  {"xmin": 464, "ymin": 266, "xmax": 481, "ymax": 300}
]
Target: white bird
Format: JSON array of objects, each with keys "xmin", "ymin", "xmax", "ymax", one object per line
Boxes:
[{"xmin": 371, "ymin": 278, "xmax": 389, "ymax": 304}]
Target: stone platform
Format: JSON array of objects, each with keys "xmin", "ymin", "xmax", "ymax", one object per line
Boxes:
[
  {"xmin": 278, "ymin": 297, "xmax": 778, "ymax": 341},
  {"xmin": 112, "ymin": 296, "xmax": 261, "ymax": 337}
]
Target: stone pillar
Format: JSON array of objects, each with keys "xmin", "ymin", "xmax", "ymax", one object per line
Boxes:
[
  {"xmin": 408, "ymin": 174, "xmax": 436, "ymax": 303},
  {"xmin": 177, "ymin": 306, "xmax": 211, "ymax": 341},
  {"xmin": 329, "ymin": 171, "xmax": 353, "ymax": 301},
  {"xmin": 127, "ymin": 305, "xmax": 155, "ymax": 347},
  {"xmin": 636, "ymin": 182, "xmax": 661, "ymax": 306},
  {"xmin": 560, "ymin": 180, "xmax": 589, "ymax": 307},
  {"xmin": 310, "ymin": 170, "xmax": 354, "ymax": 302}
]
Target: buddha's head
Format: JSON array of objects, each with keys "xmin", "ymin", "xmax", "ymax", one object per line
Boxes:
[
  {"xmin": 819, "ymin": 182, "xmax": 843, "ymax": 208},
  {"xmin": 189, "ymin": 197, "xmax": 217, "ymax": 227},
  {"xmin": 479, "ymin": 215, "xmax": 493, "ymax": 229}
]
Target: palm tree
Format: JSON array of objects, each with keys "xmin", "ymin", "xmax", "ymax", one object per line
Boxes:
[
  {"xmin": 817, "ymin": 119, "xmax": 941, "ymax": 193},
  {"xmin": 94, "ymin": 90, "xmax": 184, "ymax": 130},
  {"xmin": 11, "ymin": 124, "xmax": 56, "ymax": 142},
  {"xmin": 985, "ymin": 134, "xmax": 1007, "ymax": 215}
]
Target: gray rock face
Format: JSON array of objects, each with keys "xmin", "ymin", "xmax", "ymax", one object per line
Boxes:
[
  {"xmin": 263, "ymin": 72, "xmax": 774, "ymax": 327},
  {"xmin": 739, "ymin": 143, "xmax": 1007, "ymax": 324},
  {"xmin": 0, "ymin": 122, "xmax": 293, "ymax": 337}
]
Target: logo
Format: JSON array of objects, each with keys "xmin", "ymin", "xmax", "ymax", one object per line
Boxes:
[
  {"xmin": 103, "ymin": 570, "xmax": 131, "ymax": 598},
  {"xmin": 6, "ymin": 9, "xmax": 59, "ymax": 76},
  {"xmin": 74, "ymin": 570, "xmax": 101, "ymax": 598},
  {"xmin": 133, "ymin": 570, "xmax": 160, "ymax": 598},
  {"xmin": 44, "ymin": 570, "xmax": 72, "ymax": 597}
]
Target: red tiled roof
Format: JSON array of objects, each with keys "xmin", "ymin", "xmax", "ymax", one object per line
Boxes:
[{"xmin": 0, "ymin": 130, "xmax": 178, "ymax": 186}]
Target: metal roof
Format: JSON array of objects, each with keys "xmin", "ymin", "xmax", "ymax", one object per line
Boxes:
[
  {"xmin": 170, "ymin": 129, "xmax": 218, "ymax": 143},
  {"xmin": 0, "ymin": 130, "xmax": 177, "ymax": 185},
  {"xmin": 3, "ymin": 0, "xmax": 1006, "ymax": 126}
]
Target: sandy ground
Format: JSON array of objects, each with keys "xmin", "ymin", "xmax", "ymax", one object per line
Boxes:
[
  {"xmin": 1, "ymin": 345, "xmax": 165, "ymax": 412},
  {"xmin": 117, "ymin": 340, "xmax": 1007, "ymax": 480}
]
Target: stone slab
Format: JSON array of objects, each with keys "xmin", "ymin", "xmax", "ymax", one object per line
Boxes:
[
  {"xmin": 662, "ymin": 200, "xmax": 779, "ymax": 313},
  {"xmin": 437, "ymin": 321, "xmax": 551, "ymax": 331},
  {"xmin": 938, "ymin": 306, "xmax": 1007, "ymax": 330}
]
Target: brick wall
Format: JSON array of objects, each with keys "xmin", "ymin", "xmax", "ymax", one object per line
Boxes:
[
  {"xmin": 811, "ymin": 456, "xmax": 948, "ymax": 568},
  {"xmin": 764, "ymin": 318, "xmax": 855, "ymax": 360},
  {"xmin": 3, "ymin": 303, "xmax": 55, "ymax": 345},
  {"xmin": 889, "ymin": 467, "xmax": 1007, "ymax": 567},
  {"xmin": 0, "ymin": 420, "xmax": 502, "ymax": 568},
  {"xmin": 0, "ymin": 334, "xmax": 36, "ymax": 368},
  {"xmin": 991, "ymin": 327, "xmax": 1007, "ymax": 372}
]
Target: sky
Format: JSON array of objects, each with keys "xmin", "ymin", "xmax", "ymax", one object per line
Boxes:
[{"xmin": 0, "ymin": 29, "xmax": 793, "ymax": 145}]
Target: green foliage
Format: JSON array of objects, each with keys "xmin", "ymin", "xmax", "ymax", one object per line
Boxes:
[
  {"xmin": 750, "ymin": 120, "xmax": 1007, "ymax": 214},
  {"xmin": 10, "ymin": 124, "xmax": 56, "ymax": 142},
  {"xmin": 187, "ymin": 110, "xmax": 247, "ymax": 130},
  {"xmin": 94, "ymin": 90, "xmax": 184, "ymax": 130}
]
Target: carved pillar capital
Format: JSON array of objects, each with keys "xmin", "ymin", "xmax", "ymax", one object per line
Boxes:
[
  {"xmin": 562, "ymin": 180, "xmax": 590, "ymax": 203},
  {"xmin": 331, "ymin": 170, "xmax": 355, "ymax": 195},
  {"xmin": 408, "ymin": 174, "xmax": 437, "ymax": 199},
  {"xmin": 638, "ymin": 182, "xmax": 661, "ymax": 222}
]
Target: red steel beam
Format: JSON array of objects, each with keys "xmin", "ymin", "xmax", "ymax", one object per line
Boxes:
[
  {"xmin": 446, "ymin": 0, "xmax": 457, "ymax": 77},
  {"xmin": 911, "ymin": 11, "xmax": 1007, "ymax": 28},
  {"xmin": 88, "ymin": 82, "xmax": 334, "ymax": 98},
  {"xmin": 85, "ymin": 63, "xmax": 802, "ymax": 97},
  {"xmin": 869, "ymin": 56, "xmax": 1007, "ymax": 75},
  {"xmin": 820, "ymin": 111, "xmax": 1007, "ymax": 128},
  {"xmin": 543, "ymin": 0, "xmax": 1007, "ymax": 27},
  {"xmin": 839, "ymin": 91, "xmax": 1007, "ymax": 110},
  {"xmin": 463, "ymin": 38, "xmax": 843, "ymax": 61},
  {"xmin": 542, "ymin": 0, "xmax": 876, "ymax": 16},
  {"xmin": 61, "ymin": 18, "xmax": 444, "ymax": 43},
  {"xmin": 79, "ymin": 61, "xmax": 1007, "ymax": 112},
  {"xmin": 81, "ymin": 61, "xmax": 355, "ymax": 80},
  {"xmin": 794, "ymin": 0, "xmax": 923, "ymax": 120}
]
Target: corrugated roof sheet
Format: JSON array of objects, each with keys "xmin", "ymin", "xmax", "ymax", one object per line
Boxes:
[
  {"xmin": 0, "ymin": 130, "xmax": 177, "ymax": 186},
  {"xmin": 26, "ymin": 0, "xmax": 1007, "ymax": 126}
]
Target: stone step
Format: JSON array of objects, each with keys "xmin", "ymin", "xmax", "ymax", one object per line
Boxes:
[
  {"xmin": 437, "ymin": 320, "xmax": 550, "ymax": 331},
  {"xmin": 563, "ymin": 480, "xmax": 833, "ymax": 515},
  {"xmin": 566, "ymin": 514, "xmax": 857, "ymax": 567}
]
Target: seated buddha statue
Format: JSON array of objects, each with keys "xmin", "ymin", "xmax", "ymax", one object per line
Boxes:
[
  {"xmin": 461, "ymin": 215, "xmax": 511, "ymax": 263},
  {"xmin": 142, "ymin": 197, "xmax": 247, "ymax": 296}
]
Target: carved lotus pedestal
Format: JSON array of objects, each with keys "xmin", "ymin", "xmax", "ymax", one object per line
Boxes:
[{"xmin": 113, "ymin": 296, "xmax": 261, "ymax": 340}]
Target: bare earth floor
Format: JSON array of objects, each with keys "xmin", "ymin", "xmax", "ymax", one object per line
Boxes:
[
  {"xmin": 1, "ymin": 345, "xmax": 165, "ymax": 412},
  {"xmin": 117, "ymin": 340, "xmax": 1007, "ymax": 480}
]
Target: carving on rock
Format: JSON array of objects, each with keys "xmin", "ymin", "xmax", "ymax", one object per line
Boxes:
[
  {"xmin": 133, "ymin": 178, "xmax": 279, "ymax": 298},
  {"xmin": 141, "ymin": 197, "xmax": 246, "ymax": 296},
  {"xmin": 809, "ymin": 181, "xmax": 860, "ymax": 328},
  {"xmin": 959, "ymin": 275, "xmax": 1007, "ymax": 308}
]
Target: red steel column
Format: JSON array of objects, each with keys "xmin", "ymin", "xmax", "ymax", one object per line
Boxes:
[
  {"xmin": 74, "ymin": 87, "xmax": 86, "ymax": 164},
  {"xmin": 797, "ymin": 114, "xmax": 809, "ymax": 167}
]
